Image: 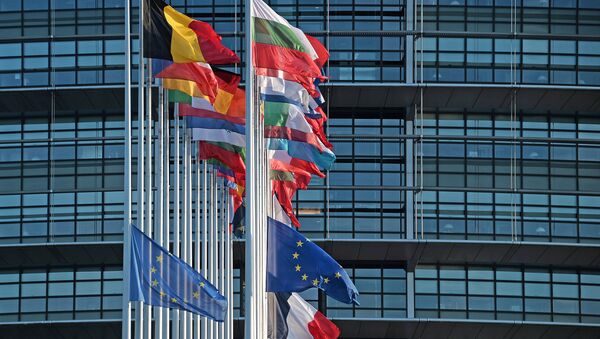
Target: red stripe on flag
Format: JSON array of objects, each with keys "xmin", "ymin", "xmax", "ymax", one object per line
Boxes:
[
  {"xmin": 187, "ymin": 20, "xmax": 240, "ymax": 65},
  {"xmin": 253, "ymin": 42, "xmax": 321, "ymax": 79},
  {"xmin": 264, "ymin": 126, "xmax": 324, "ymax": 152},
  {"xmin": 272, "ymin": 180, "xmax": 300, "ymax": 227},
  {"xmin": 307, "ymin": 310, "xmax": 341, "ymax": 339},
  {"xmin": 198, "ymin": 142, "xmax": 246, "ymax": 174},
  {"xmin": 179, "ymin": 104, "xmax": 246, "ymax": 125},
  {"xmin": 156, "ymin": 63, "xmax": 219, "ymax": 102}
]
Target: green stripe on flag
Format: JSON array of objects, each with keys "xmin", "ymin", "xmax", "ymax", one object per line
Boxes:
[
  {"xmin": 252, "ymin": 17, "xmax": 308, "ymax": 54},
  {"xmin": 207, "ymin": 141, "xmax": 246, "ymax": 160},
  {"xmin": 263, "ymin": 101, "xmax": 290, "ymax": 127},
  {"xmin": 270, "ymin": 169, "xmax": 294, "ymax": 182},
  {"xmin": 168, "ymin": 90, "xmax": 192, "ymax": 104}
]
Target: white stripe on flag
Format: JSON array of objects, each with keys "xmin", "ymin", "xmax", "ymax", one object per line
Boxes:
[
  {"xmin": 251, "ymin": 0, "xmax": 318, "ymax": 60},
  {"xmin": 192, "ymin": 128, "xmax": 246, "ymax": 148},
  {"xmin": 257, "ymin": 75, "xmax": 319, "ymax": 110},
  {"xmin": 286, "ymin": 293, "xmax": 318, "ymax": 339}
]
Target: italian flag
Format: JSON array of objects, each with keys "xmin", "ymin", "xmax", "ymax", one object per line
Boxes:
[
  {"xmin": 252, "ymin": 0, "xmax": 321, "ymax": 79},
  {"xmin": 269, "ymin": 292, "xmax": 340, "ymax": 339}
]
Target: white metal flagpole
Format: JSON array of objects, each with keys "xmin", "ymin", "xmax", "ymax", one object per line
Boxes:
[
  {"xmin": 202, "ymin": 160, "xmax": 208, "ymax": 339},
  {"xmin": 172, "ymin": 104, "xmax": 180, "ymax": 339},
  {"xmin": 154, "ymin": 82, "xmax": 164, "ymax": 339},
  {"xmin": 194, "ymin": 149, "xmax": 202, "ymax": 338},
  {"xmin": 144, "ymin": 49, "xmax": 153, "ymax": 339},
  {"xmin": 162, "ymin": 90, "xmax": 170, "ymax": 338},
  {"xmin": 182, "ymin": 119, "xmax": 189, "ymax": 339},
  {"xmin": 122, "ymin": 0, "xmax": 133, "ymax": 337},
  {"xmin": 244, "ymin": 0, "xmax": 257, "ymax": 337},
  {"xmin": 135, "ymin": 0, "xmax": 145, "ymax": 334}
]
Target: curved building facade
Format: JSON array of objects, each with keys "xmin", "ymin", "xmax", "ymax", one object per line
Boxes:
[{"xmin": 1, "ymin": 0, "xmax": 600, "ymax": 338}]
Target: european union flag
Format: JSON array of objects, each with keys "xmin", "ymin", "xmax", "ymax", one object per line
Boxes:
[
  {"xmin": 266, "ymin": 217, "xmax": 359, "ymax": 305},
  {"xmin": 129, "ymin": 225, "xmax": 227, "ymax": 321}
]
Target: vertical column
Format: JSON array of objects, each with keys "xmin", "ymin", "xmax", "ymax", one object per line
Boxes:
[
  {"xmin": 122, "ymin": 0, "xmax": 133, "ymax": 337},
  {"xmin": 404, "ymin": 0, "xmax": 417, "ymax": 321}
]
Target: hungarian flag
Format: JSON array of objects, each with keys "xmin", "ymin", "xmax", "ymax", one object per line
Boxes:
[
  {"xmin": 143, "ymin": 0, "xmax": 239, "ymax": 64},
  {"xmin": 198, "ymin": 141, "xmax": 246, "ymax": 175},
  {"xmin": 251, "ymin": 0, "xmax": 321, "ymax": 78},
  {"xmin": 268, "ymin": 292, "xmax": 340, "ymax": 339}
]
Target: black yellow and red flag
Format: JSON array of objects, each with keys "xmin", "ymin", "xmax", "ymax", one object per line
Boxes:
[{"xmin": 143, "ymin": 0, "xmax": 240, "ymax": 64}]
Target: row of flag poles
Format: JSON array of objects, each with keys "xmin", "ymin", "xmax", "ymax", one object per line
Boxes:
[{"xmin": 122, "ymin": 0, "xmax": 360, "ymax": 338}]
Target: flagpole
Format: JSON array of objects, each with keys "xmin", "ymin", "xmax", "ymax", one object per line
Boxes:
[
  {"xmin": 155, "ymin": 82, "xmax": 164, "ymax": 339},
  {"xmin": 144, "ymin": 53, "xmax": 153, "ymax": 339},
  {"xmin": 122, "ymin": 0, "xmax": 132, "ymax": 337},
  {"xmin": 181, "ymin": 118, "xmax": 188, "ymax": 339},
  {"xmin": 135, "ymin": 0, "xmax": 145, "ymax": 334},
  {"xmin": 186, "ymin": 128, "xmax": 193, "ymax": 338},
  {"xmin": 172, "ymin": 103, "xmax": 180, "ymax": 339},
  {"xmin": 219, "ymin": 183, "xmax": 226, "ymax": 339},
  {"xmin": 202, "ymin": 160, "xmax": 208, "ymax": 339},
  {"xmin": 208, "ymin": 167, "xmax": 215, "ymax": 338},
  {"xmin": 212, "ymin": 169, "xmax": 219, "ymax": 339},
  {"xmin": 244, "ymin": 0, "xmax": 258, "ymax": 337},
  {"xmin": 194, "ymin": 150, "xmax": 202, "ymax": 339},
  {"xmin": 162, "ymin": 90, "xmax": 170, "ymax": 338}
]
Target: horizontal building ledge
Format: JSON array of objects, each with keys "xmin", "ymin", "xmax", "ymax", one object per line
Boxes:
[
  {"xmin": 2, "ymin": 83, "xmax": 599, "ymax": 114},
  {"xmin": 2, "ymin": 238, "xmax": 599, "ymax": 270},
  {"xmin": 0, "ymin": 319, "xmax": 120, "ymax": 339},
  {"xmin": 329, "ymin": 318, "xmax": 600, "ymax": 339},
  {"xmin": 234, "ymin": 239, "xmax": 600, "ymax": 270},
  {"xmin": 324, "ymin": 83, "xmax": 600, "ymax": 113},
  {"xmin": 0, "ymin": 242, "xmax": 123, "ymax": 269}
]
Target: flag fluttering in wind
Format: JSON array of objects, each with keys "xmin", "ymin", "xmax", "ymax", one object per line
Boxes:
[
  {"xmin": 266, "ymin": 217, "xmax": 359, "ymax": 305},
  {"xmin": 144, "ymin": 0, "xmax": 239, "ymax": 64},
  {"xmin": 268, "ymin": 292, "xmax": 340, "ymax": 339},
  {"xmin": 129, "ymin": 225, "xmax": 227, "ymax": 321}
]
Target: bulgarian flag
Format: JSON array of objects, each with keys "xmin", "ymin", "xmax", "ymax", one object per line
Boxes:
[
  {"xmin": 143, "ymin": 0, "xmax": 239, "ymax": 64},
  {"xmin": 269, "ymin": 292, "xmax": 340, "ymax": 339},
  {"xmin": 252, "ymin": 0, "xmax": 321, "ymax": 79}
]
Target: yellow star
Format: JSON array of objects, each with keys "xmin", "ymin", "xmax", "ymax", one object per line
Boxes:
[
  {"xmin": 156, "ymin": 254, "xmax": 163, "ymax": 263},
  {"xmin": 171, "ymin": 297, "xmax": 177, "ymax": 303},
  {"xmin": 151, "ymin": 279, "xmax": 159, "ymax": 287},
  {"xmin": 199, "ymin": 281, "xmax": 205, "ymax": 288},
  {"xmin": 292, "ymin": 252, "xmax": 299, "ymax": 259},
  {"xmin": 301, "ymin": 274, "xmax": 308, "ymax": 281},
  {"xmin": 296, "ymin": 240, "xmax": 303, "ymax": 247},
  {"xmin": 335, "ymin": 272, "xmax": 342, "ymax": 279},
  {"xmin": 159, "ymin": 291, "xmax": 166, "ymax": 298},
  {"xmin": 193, "ymin": 291, "xmax": 200, "ymax": 299},
  {"xmin": 295, "ymin": 264, "xmax": 301, "ymax": 272},
  {"xmin": 150, "ymin": 266, "xmax": 157, "ymax": 274},
  {"xmin": 312, "ymin": 279, "xmax": 319, "ymax": 286},
  {"xmin": 324, "ymin": 278, "xmax": 330, "ymax": 284}
]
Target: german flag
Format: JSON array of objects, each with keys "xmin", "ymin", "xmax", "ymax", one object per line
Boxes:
[{"xmin": 143, "ymin": 0, "xmax": 239, "ymax": 64}]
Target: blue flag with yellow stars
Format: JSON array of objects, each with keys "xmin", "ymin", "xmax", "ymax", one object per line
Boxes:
[
  {"xmin": 129, "ymin": 225, "xmax": 227, "ymax": 321},
  {"xmin": 266, "ymin": 217, "xmax": 359, "ymax": 305}
]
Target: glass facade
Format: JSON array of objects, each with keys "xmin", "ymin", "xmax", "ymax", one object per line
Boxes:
[{"xmin": 1, "ymin": 0, "xmax": 599, "ymax": 336}]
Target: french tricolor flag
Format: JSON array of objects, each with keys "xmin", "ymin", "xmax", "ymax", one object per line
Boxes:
[{"xmin": 269, "ymin": 292, "xmax": 340, "ymax": 339}]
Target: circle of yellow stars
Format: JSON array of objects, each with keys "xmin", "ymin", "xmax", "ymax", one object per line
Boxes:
[
  {"xmin": 292, "ymin": 238, "xmax": 342, "ymax": 288},
  {"xmin": 150, "ymin": 252, "xmax": 207, "ymax": 306}
]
